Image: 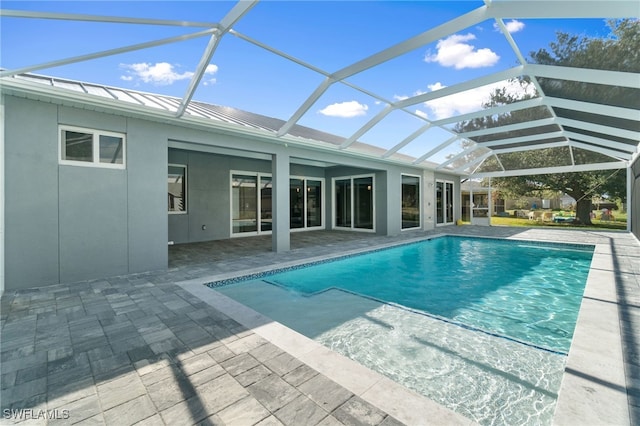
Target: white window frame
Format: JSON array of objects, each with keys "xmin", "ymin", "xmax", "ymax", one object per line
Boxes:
[
  {"xmin": 59, "ymin": 125, "xmax": 126, "ymax": 169},
  {"xmin": 331, "ymin": 173, "xmax": 376, "ymax": 233},
  {"xmin": 290, "ymin": 175, "xmax": 325, "ymax": 232},
  {"xmin": 435, "ymin": 179, "xmax": 456, "ymax": 226},
  {"xmin": 401, "ymin": 173, "xmax": 422, "ymax": 231},
  {"xmin": 230, "ymin": 171, "xmax": 326, "ymax": 237},
  {"xmin": 168, "ymin": 164, "xmax": 187, "ymax": 215},
  {"xmin": 230, "ymin": 171, "xmax": 272, "ymax": 237}
]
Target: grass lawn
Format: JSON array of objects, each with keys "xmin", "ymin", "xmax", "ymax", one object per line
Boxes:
[{"xmin": 464, "ymin": 210, "xmax": 628, "ymax": 230}]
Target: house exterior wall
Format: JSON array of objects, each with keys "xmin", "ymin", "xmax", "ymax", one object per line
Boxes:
[
  {"xmin": 126, "ymin": 119, "xmax": 169, "ymax": 274},
  {"xmin": 167, "ymin": 149, "xmax": 330, "ymax": 244},
  {"xmin": 4, "ymin": 93, "xmax": 457, "ymax": 290},
  {"xmin": 422, "ymin": 170, "xmax": 436, "ymax": 230},
  {"xmin": 4, "ymin": 96, "xmax": 167, "ymax": 290},
  {"xmin": 5, "ymin": 96, "xmax": 61, "ymax": 289},
  {"xmin": 168, "ymin": 150, "xmax": 271, "ymax": 244}
]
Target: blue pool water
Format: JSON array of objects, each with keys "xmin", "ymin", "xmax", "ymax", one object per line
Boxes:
[
  {"xmin": 211, "ymin": 236, "xmax": 594, "ymax": 425},
  {"xmin": 219, "ymin": 236, "xmax": 593, "ymax": 353}
]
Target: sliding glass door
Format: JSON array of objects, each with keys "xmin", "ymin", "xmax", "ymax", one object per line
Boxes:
[
  {"xmin": 306, "ymin": 180, "xmax": 323, "ymax": 228},
  {"xmin": 354, "ymin": 177, "xmax": 374, "ymax": 229},
  {"xmin": 260, "ymin": 177, "xmax": 272, "ymax": 232},
  {"xmin": 401, "ymin": 174, "xmax": 420, "ymax": 229},
  {"xmin": 232, "ymin": 172, "xmax": 323, "ymax": 236},
  {"xmin": 232, "ymin": 174, "xmax": 259, "ymax": 233},
  {"xmin": 436, "ymin": 180, "xmax": 455, "ymax": 225},
  {"xmin": 335, "ymin": 179, "xmax": 351, "ymax": 228},
  {"xmin": 333, "ymin": 175, "xmax": 374, "ymax": 231},
  {"xmin": 290, "ymin": 179, "xmax": 304, "ymax": 229}
]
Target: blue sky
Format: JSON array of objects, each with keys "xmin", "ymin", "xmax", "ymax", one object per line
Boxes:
[{"xmin": 1, "ymin": 1, "xmax": 615, "ymax": 161}]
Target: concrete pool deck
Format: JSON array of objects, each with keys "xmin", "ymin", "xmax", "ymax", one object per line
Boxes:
[{"xmin": 1, "ymin": 226, "xmax": 638, "ymax": 425}]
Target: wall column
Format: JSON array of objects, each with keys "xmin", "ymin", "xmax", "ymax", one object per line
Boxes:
[
  {"xmin": 272, "ymin": 152, "xmax": 290, "ymax": 252},
  {"xmin": 385, "ymin": 170, "xmax": 401, "ymax": 236},
  {"xmin": 422, "ymin": 170, "xmax": 435, "ymax": 230}
]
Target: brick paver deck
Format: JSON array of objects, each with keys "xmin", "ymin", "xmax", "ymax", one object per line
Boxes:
[{"xmin": 1, "ymin": 227, "xmax": 638, "ymax": 425}]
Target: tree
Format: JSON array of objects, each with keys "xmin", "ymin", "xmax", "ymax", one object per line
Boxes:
[{"xmin": 456, "ymin": 19, "xmax": 639, "ymax": 225}]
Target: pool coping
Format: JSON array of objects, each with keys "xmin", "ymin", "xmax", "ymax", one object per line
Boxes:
[{"xmin": 176, "ymin": 232, "xmax": 628, "ymax": 425}]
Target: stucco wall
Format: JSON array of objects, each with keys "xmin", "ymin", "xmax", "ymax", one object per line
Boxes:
[
  {"xmin": 5, "ymin": 97, "xmax": 60, "ymax": 289},
  {"xmin": 167, "ymin": 152, "xmax": 439, "ymax": 243},
  {"xmin": 4, "ymin": 96, "xmax": 167, "ymax": 290},
  {"xmin": 168, "ymin": 148, "xmax": 329, "ymax": 244},
  {"xmin": 5, "ymin": 93, "xmax": 453, "ymax": 290},
  {"xmin": 168, "ymin": 150, "xmax": 272, "ymax": 244}
]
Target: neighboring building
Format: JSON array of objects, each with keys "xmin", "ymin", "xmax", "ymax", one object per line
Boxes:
[
  {"xmin": 460, "ymin": 180, "xmax": 504, "ymax": 224},
  {"xmin": 2, "ymin": 73, "xmax": 463, "ymax": 291},
  {"xmin": 504, "ymin": 196, "xmax": 563, "ymax": 211}
]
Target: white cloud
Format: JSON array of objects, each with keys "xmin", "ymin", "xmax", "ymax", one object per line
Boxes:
[
  {"xmin": 120, "ymin": 62, "xmax": 193, "ymax": 85},
  {"xmin": 393, "ymin": 89, "xmax": 426, "ymax": 103},
  {"xmin": 502, "ymin": 19, "xmax": 525, "ymax": 33},
  {"xmin": 319, "ymin": 101, "xmax": 368, "ymax": 118},
  {"xmin": 203, "ymin": 64, "xmax": 219, "ymax": 86},
  {"xmin": 421, "ymin": 79, "xmax": 535, "ymax": 120},
  {"xmin": 414, "ymin": 109, "xmax": 429, "ymax": 119},
  {"xmin": 425, "ymin": 33, "xmax": 499, "ymax": 69},
  {"xmin": 119, "ymin": 62, "xmax": 219, "ymax": 86}
]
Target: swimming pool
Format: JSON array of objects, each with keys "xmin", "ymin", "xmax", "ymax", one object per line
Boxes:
[{"xmin": 209, "ymin": 236, "xmax": 594, "ymax": 425}]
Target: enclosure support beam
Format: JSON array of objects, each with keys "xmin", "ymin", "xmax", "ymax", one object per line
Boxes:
[{"xmin": 628, "ymin": 166, "xmax": 633, "ymax": 232}]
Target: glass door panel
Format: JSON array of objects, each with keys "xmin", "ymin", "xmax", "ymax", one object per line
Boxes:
[
  {"xmin": 232, "ymin": 174, "xmax": 257, "ymax": 233},
  {"xmin": 446, "ymin": 182, "xmax": 454, "ymax": 224},
  {"xmin": 401, "ymin": 175, "xmax": 420, "ymax": 229},
  {"xmin": 436, "ymin": 181, "xmax": 444, "ymax": 224},
  {"xmin": 335, "ymin": 179, "xmax": 351, "ymax": 228},
  {"xmin": 260, "ymin": 177, "xmax": 272, "ymax": 232},
  {"xmin": 306, "ymin": 180, "xmax": 322, "ymax": 227},
  {"xmin": 354, "ymin": 177, "xmax": 373, "ymax": 229},
  {"xmin": 290, "ymin": 179, "xmax": 304, "ymax": 229}
]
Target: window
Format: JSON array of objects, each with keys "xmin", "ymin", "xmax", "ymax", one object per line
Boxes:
[
  {"xmin": 60, "ymin": 126, "xmax": 125, "ymax": 168},
  {"xmin": 168, "ymin": 165, "xmax": 187, "ymax": 213},
  {"xmin": 402, "ymin": 175, "xmax": 420, "ymax": 229}
]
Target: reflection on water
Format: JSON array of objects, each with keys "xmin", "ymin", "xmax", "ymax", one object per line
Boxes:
[{"xmin": 215, "ymin": 283, "xmax": 566, "ymax": 425}]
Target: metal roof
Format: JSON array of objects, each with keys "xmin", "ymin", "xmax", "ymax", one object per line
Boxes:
[
  {"xmin": 1, "ymin": 1, "xmax": 639, "ymax": 176},
  {"xmin": 2, "ymin": 71, "xmax": 419, "ymax": 166}
]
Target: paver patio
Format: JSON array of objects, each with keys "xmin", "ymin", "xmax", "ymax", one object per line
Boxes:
[{"xmin": 1, "ymin": 227, "xmax": 639, "ymax": 425}]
